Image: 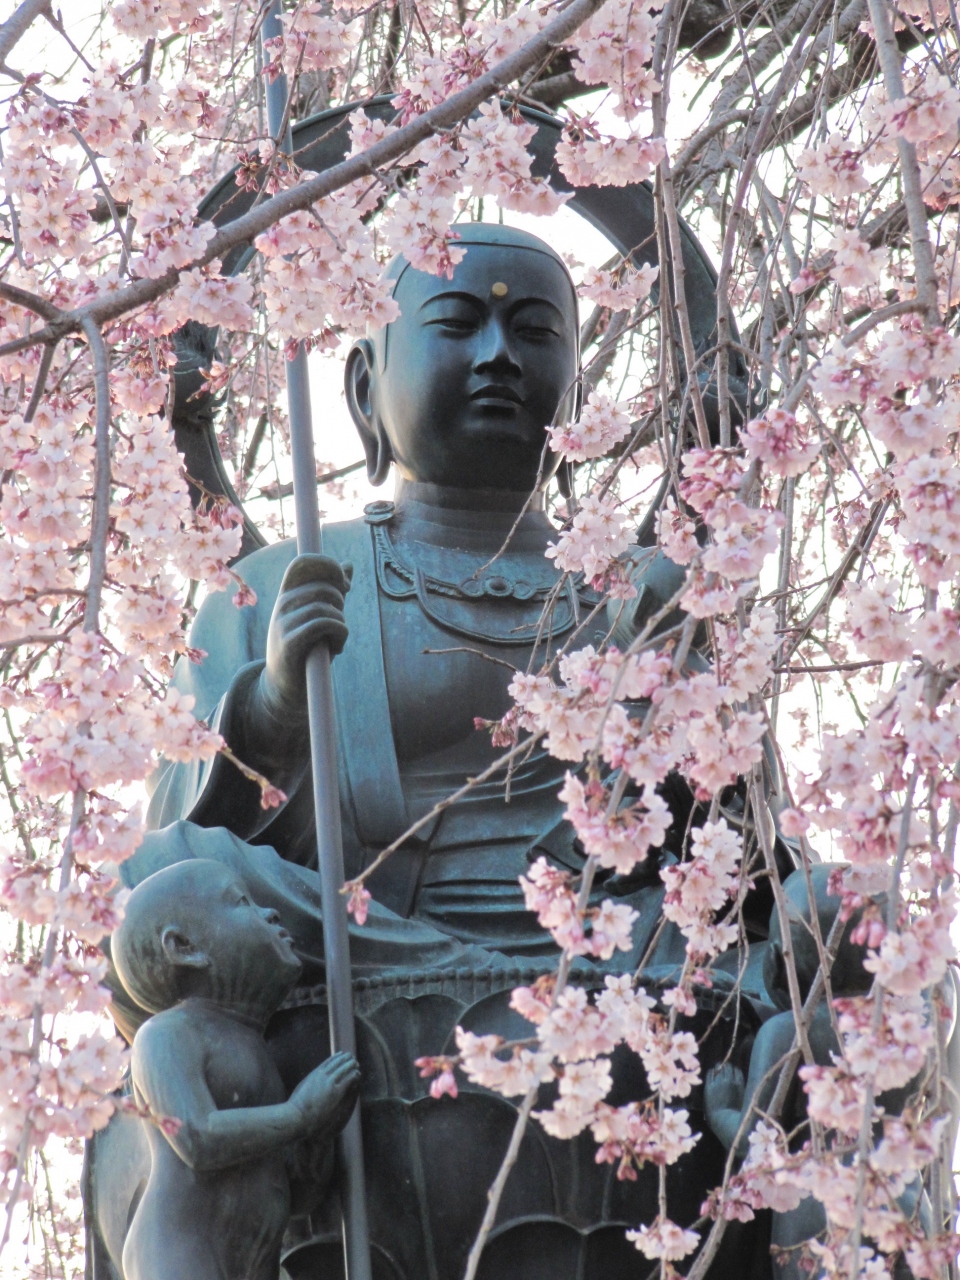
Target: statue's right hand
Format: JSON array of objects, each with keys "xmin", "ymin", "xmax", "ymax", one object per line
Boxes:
[{"xmin": 261, "ymin": 554, "xmax": 352, "ymax": 719}]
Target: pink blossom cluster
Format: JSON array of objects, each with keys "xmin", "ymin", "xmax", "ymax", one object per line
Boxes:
[
  {"xmin": 579, "ymin": 261, "xmax": 658, "ymax": 312},
  {"xmin": 111, "ymin": 0, "xmax": 213, "ymax": 40},
  {"xmin": 20, "ymin": 632, "xmax": 221, "ymax": 800},
  {"xmin": 373, "ymin": 102, "xmax": 570, "ymax": 285},
  {"xmin": 441, "ymin": 974, "xmax": 704, "ymax": 1174},
  {"xmin": 548, "ymin": 391, "xmax": 632, "ymax": 462},
  {"xmin": 796, "ymin": 133, "xmax": 869, "ymax": 198},
  {"xmin": 626, "ymin": 1215, "xmax": 700, "ymax": 1261},
  {"xmin": 390, "ymin": 5, "xmax": 552, "ymax": 120},
  {"xmin": 711, "ymin": 1073, "xmax": 957, "ymax": 1273},
  {"xmin": 679, "ymin": 448, "xmax": 785, "ymax": 592},
  {"xmin": 557, "ymin": 125, "xmax": 666, "ymax": 188},
  {"xmin": 510, "ymin": 610, "xmax": 773, "ymax": 809},
  {"xmin": 569, "ymin": 0, "xmax": 662, "ymax": 120},
  {"xmin": 660, "ymin": 820, "xmax": 744, "ymax": 960},
  {"xmin": 651, "ymin": 446, "xmax": 787, "ymax": 621},
  {"xmin": 460, "ymin": 102, "xmax": 569, "ymax": 217},
  {"xmin": 0, "ymin": 1016, "xmax": 128, "ymax": 1185},
  {"xmin": 257, "ymin": 198, "xmax": 399, "ymax": 342},
  {"xmin": 269, "ymin": 4, "xmax": 360, "ymax": 80},
  {"xmin": 812, "ymin": 321, "xmax": 960, "ymax": 574},
  {"xmin": 0, "ymin": 0, "xmax": 958, "ymax": 1268},
  {"xmin": 827, "ymin": 229, "xmax": 887, "ymax": 290},
  {"xmin": 545, "ymin": 491, "xmax": 632, "ymax": 582},
  {"xmin": 708, "ymin": 1100, "xmax": 960, "ymax": 1275},
  {"xmin": 519, "ymin": 856, "xmax": 638, "ymax": 958},
  {"xmin": 875, "ymin": 73, "xmax": 960, "ymax": 147},
  {"xmin": 739, "ymin": 408, "xmax": 820, "ymax": 478}
]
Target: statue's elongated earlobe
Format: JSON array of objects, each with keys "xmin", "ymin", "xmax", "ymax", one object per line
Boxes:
[
  {"xmin": 345, "ymin": 339, "xmax": 394, "ymax": 486},
  {"xmin": 369, "ymin": 429, "xmax": 392, "ymax": 487}
]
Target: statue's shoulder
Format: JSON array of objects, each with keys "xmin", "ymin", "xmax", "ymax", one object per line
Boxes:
[
  {"xmin": 184, "ymin": 517, "xmax": 374, "ymax": 684},
  {"xmin": 230, "ymin": 511, "xmax": 375, "ymax": 604},
  {"xmin": 230, "ymin": 537, "xmax": 298, "ymax": 602},
  {"xmin": 131, "ymin": 1003, "xmax": 192, "ymax": 1057}
]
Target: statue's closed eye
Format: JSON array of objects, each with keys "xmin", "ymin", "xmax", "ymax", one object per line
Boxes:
[{"xmin": 427, "ymin": 314, "xmax": 478, "ymax": 331}]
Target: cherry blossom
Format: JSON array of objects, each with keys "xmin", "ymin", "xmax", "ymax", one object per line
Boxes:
[
  {"xmin": 828, "ymin": 229, "xmax": 886, "ymax": 288},
  {"xmin": 545, "ymin": 492, "xmax": 632, "ymax": 582},
  {"xmin": 739, "ymin": 408, "xmax": 820, "ymax": 477},
  {"xmin": 660, "ymin": 819, "xmax": 744, "ymax": 959},
  {"xmin": 570, "ymin": 0, "xmax": 662, "ymax": 119},
  {"xmin": 796, "ymin": 134, "xmax": 869, "ymax": 198},
  {"xmin": 557, "ymin": 127, "xmax": 666, "ymax": 188},
  {"xmin": 626, "ymin": 1216, "xmax": 700, "ymax": 1261},
  {"xmin": 548, "ymin": 391, "xmax": 631, "ymax": 462},
  {"xmin": 559, "ymin": 773, "xmax": 672, "ymax": 874},
  {"xmin": 579, "ymin": 262, "xmax": 658, "ymax": 312}
]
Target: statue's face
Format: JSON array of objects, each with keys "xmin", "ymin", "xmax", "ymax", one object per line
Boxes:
[
  {"xmin": 352, "ymin": 243, "xmax": 579, "ymax": 491},
  {"xmin": 181, "ymin": 866, "xmax": 302, "ymax": 1002}
]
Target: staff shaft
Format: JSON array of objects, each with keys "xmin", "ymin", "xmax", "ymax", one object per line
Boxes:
[{"xmin": 261, "ymin": 9, "xmax": 372, "ymax": 1280}]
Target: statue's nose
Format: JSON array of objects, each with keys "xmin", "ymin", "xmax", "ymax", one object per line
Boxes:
[{"xmin": 473, "ymin": 317, "xmax": 521, "ymax": 377}]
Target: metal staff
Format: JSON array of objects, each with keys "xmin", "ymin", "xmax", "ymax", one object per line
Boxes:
[{"xmin": 260, "ymin": 8, "xmax": 373, "ymax": 1279}]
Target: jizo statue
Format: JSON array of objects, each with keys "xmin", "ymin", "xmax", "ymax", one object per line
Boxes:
[{"xmin": 89, "ymin": 222, "xmax": 873, "ymax": 1280}]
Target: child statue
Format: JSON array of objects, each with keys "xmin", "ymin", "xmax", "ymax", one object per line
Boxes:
[
  {"xmin": 112, "ymin": 858, "xmax": 360, "ymax": 1280},
  {"xmin": 704, "ymin": 865, "xmax": 871, "ymax": 1151},
  {"xmin": 703, "ymin": 865, "xmax": 931, "ymax": 1278}
]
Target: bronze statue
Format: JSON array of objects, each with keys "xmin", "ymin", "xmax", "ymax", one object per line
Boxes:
[
  {"xmin": 111, "ymin": 859, "xmax": 359, "ymax": 1280},
  {"xmin": 90, "ymin": 223, "xmax": 780, "ymax": 1280}
]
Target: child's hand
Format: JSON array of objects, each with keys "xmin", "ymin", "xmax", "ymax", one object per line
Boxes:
[
  {"xmin": 289, "ymin": 1051, "xmax": 360, "ymax": 1134},
  {"xmin": 704, "ymin": 1062, "xmax": 746, "ymax": 1117}
]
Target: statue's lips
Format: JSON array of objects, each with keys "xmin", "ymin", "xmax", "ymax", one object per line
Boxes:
[{"xmin": 470, "ymin": 384, "xmax": 523, "ymax": 407}]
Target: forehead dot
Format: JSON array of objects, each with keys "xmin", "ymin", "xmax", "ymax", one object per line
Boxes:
[{"xmin": 491, "ymin": 282, "xmax": 509, "ymax": 298}]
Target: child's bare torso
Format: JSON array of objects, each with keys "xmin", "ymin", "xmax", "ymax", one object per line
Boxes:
[{"xmin": 124, "ymin": 1007, "xmax": 292, "ymax": 1280}]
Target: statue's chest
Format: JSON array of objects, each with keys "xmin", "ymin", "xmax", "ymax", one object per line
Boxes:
[
  {"xmin": 203, "ymin": 1029, "xmax": 285, "ymax": 1111},
  {"xmin": 378, "ymin": 594, "xmax": 533, "ymax": 761},
  {"xmin": 372, "ymin": 532, "xmax": 600, "ymax": 763}
]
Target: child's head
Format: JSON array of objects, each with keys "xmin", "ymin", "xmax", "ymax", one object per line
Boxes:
[
  {"xmin": 113, "ymin": 859, "xmax": 302, "ymax": 1016},
  {"xmin": 763, "ymin": 864, "xmax": 872, "ymax": 1009}
]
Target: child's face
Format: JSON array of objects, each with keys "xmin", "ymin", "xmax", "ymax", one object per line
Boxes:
[{"xmin": 198, "ymin": 870, "xmax": 302, "ymax": 994}]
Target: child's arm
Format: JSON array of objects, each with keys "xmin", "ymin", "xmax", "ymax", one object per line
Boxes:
[
  {"xmin": 704, "ymin": 1012, "xmax": 797, "ymax": 1158},
  {"xmin": 132, "ymin": 1018, "xmax": 358, "ymax": 1174}
]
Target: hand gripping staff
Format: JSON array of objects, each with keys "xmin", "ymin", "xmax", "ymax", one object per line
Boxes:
[{"xmin": 260, "ymin": 8, "xmax": 373, "ymax": 1279}]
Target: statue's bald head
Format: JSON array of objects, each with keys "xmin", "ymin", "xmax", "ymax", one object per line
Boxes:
[
  {"xmin": 346, "ymin": 222, "xmax": 580, "ymax": 493},
  {"xmin": 764, "ymin": 864, "xmax": 873, "ymax": 1007},
  {"xmin": 379, "ymin": 221, "xmax": 578, "ymax": 355},
  {"xmin": 113, "ymin": 859, "xmax": 301, "ymax": 1017}
]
